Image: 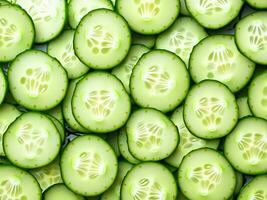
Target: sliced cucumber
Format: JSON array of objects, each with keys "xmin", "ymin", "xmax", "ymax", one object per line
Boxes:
[
  {"xmin": 178, "ymin": 148, "xmax": 236, "ymax": 200},
  {"xmin": 60, "ymin": 135, "xmax": 118, "ymax": 196},
  {"xmin": 45, "ymin": 105, "xmax": 64, "ymax": 125},
  {"xmin": 0, "ymin": 4, "xmax": 34, "ymax": 62},
  {"xmin": 246, "ymin": 0, "xmax": 267, "ymax": 9},
  {"xmin": 189, "ymin": 35, "xmax": 255, "ymax": 92},
  {"xmin": 3, "ymin": 112, "xmax": 61, "ymax": 169},
  {"xmin": 237, "ymin": 96, "xmax": 252, "ymax": 119},
  {"xmin": 234, "ymin": 171, "xmax": 243, "ymax": 196},
  {"xmin": 48, "ymin": 30, "xmax": 89, "ymax": 79},
  {"xmin": 156, "ymin": 17, "xmax": 208, "ymax": 67},
  {"xmin": 74, "ymin": 9, "xmax": 131, "ymax": 69},
  {"xmin": 106, "ymin": 132, "xmax": 120, "ymax": 157},
  {"xmin": 0, "ymin": 0, "xmax": 10, "ymax": 5},
  {"xmin": 224, "ymin": 117, "xmax": 267, "ymax": 175},
  {"xmin": 0, "ymin": 68, "xmax": 7, "ymax": 104},
  {"xmin": 132, "ymin": 33, "xmax": 156, "ymax": 48},
  {"xmin": 46, "ymin": 114, "xmax": 65, "ymax": 142},
  {"xmin": 72, "ymin": 72, "xmax": 131, "ymax": 133},
  {"xmin": 180, "ymin": 0, "xmax": 190, "ymax": 16},
  {"xmin": 130, "ymin": 50, "xmax": 190, "ymax": 112},
  {"xmin": 8, "ymin": 50, "xmax": 68, "ymax": 111},
  {"xmin": 184, "ymin": 80, "xmax": 238, "ymax": 139}
]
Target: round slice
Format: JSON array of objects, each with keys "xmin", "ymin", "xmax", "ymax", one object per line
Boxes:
[
  {"xmin": 184, "ymin": 80, "xmax": 238, "ymax": 139},
  {"xmin": 3, "ymin": 112, "xmax": 61, "ymax": 169},
  {"xmin": 224, "ymin": 117, "xmax": 267, "ymax": 175},
  {"xmin": 235, "ymin": 11, "xmax": 267, "ymax": 65},
  {"xmin": 116, "ymin": 0, "xmax": 179, "ymax": 34},
  {"xmin": 126, "ymin": 108, "xmax": 179, "ymax": 161},
  {"xmin": 0, "ymin": 4, "xmax": 34, "ymax": 62},
  {"xmin": 178, "ymin": 148, "xmax": 236, "ymax": 200},
  {"xmin": 132, "ymin": 33, "xmax": 156, "ymax": 48},
  {"xmin": 248, "ymin": 71, "xmax": 267, "ymax": 120},
  {"xmin": 8, "ymin": 50, "xmax": 68, "ymax": 111},
  {"xmin": 72, "ymin": 72, "xmax": 131, "ymax": 133},
  {"xmin": 0, "ymin": 165, "xmax": 41, "ymax": 200},
  {"xmin": 48, "ymin": 30, "xmax": 89, "ymax": 79},
  {"xmin": 237, "ymin": 96, "xmax": 252, "ymax": 119},
  {"xmin": 60, "ymin": 135, "xmax": 118, "ymax": 196},
  {"xmin": 74, "ymin": 9, "xmax": 131, "ymax": 69},
  {"xmin": 185, "ymin": 0, "xmax": 244, "ymax": 29},
  {"xmin": 0, "ymin": 68, "xmax": 7, "ymax": 104},
  {"xmin": 246, "ymin": 0, "xmax": 267, "ymax": 9},
  {"xmin": 130, "ymin": 50, "xmax": 190, "ymax": 112}
]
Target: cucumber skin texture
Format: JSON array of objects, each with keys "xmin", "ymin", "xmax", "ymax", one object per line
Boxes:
[{"xmin": 0, "ymin": 68, "xmax": 7, "ymax": 105}]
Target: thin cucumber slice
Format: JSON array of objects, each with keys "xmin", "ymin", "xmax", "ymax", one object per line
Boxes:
[
  {"xmin": 0, "ymin": 4, "xmax": 34, "ymax": 62},
  {"xmin": 45, "ymin": 105, "xmax": 64, "ymax": 125},
  {"xmin": 224, "ymin": 117, "xmax": 267, "ymax": 175},
  {"xmin": 248, "ymin": 71, "xmax": 267, "ymax": 120},
  {"xmin": 132, "ymin": 33, "xmax": 156, "ymax": 48},
  {"xmin": 101, "ymin": 160, "xmax": 133, "ymax": 200},
  {"xmin": 72, "ymin": 72, "xmax": 131, "ymax": 133},
  {"xmin": 116, "ymin": 0, "xmax": 180, "ymax": 34},
  {"xmin": 246, "ymin": 0, "xmax": 267, "ymax": 9},
  {"xmin": 48, "ymin": 30, "xmax": 89, "ymax": 79},
  {"xmin": 237, "ymin": 96, "xmax": 252, "ymax": 119},
  {"xmin": 0, "ymin": 165, "xmax": 41, "ymax": 200},
  {"xmin": 62, "ymin": 78, "xmax": 89, "ymax": 133},
  {"xmin": 118, "ymin": 128, "xmax": 140, "ymax": 164},
  {"xmin": 237, "ymin": 175, "xmax": 267, "ymax": 200},
  {"xmin": 111, "ymin": 45, "xmax": 149, "ymax": 93},
  {"xmin": 189, "ymin": 35, "xmax": 255, "ymax": 92},
  {"xmin": 3, "ymin": 112, "xmax": 61, "ymax": 169},
  {"xmin": 126, "ymin": 108, "xmax": 179, "ymax": 161},
  {"xmin": 46, "ymin": 114, "xmax": 65, "ymax": 142},
  {"xmin": 165, "ymin": 106, "xmax": 220, "ymax": 168},
  {"xmin": 0, "ymin": 103, "xmax": 21, "ymax": 156},
  {"xmin": 11, "ymin": 0, "xmax": 67, "ymax": 43},
  {"xmin": 121, "ymin": 162, "xmax": 178, "ymax": 200},
  {"xmin": 106, "ymin": 132, "xmax": 120, "ymax": 157},
  {"xmin": 43, "ymin": 184, "xmax": 85, "ymax": 200},
  {"xmin": 68, "ymin": 0, "xmax": 113, "ymax": 29},
  {"xmin": 74, "ymin": 9, "xmax": 131, "ymax": 69},
  {"xmin": 156, "ymin": 17, "xmax": 208, "ymax": 67},
  {"xmin": 180, "ymin": 0, "xmax": 190, "ymax": 16},
  {"xmin": 30, "ymin": 159, "xmax": 63, "ymax": 191},
  {"xmin": 60, "ymin": 135, "xmax": 118, "ymax": 196},
  {"xmin": 0, "ymin": 68, "xmax": 7, "ymax": 104},
  {"xmin": 130, "ymin": 50, "xmax": 190, "ymax": 113},
  {"xmin": 178, "ymin": 148, "xmax": 236, "ymax": 200},
  {"xmin": 185, "ymin": 0, "xmax": 244, "ymax": 29},
  {"xmin": 234, "ymin": 171, "xmax": 243, "ymax": 196},
  {"xmin": 8, "ymin": 50, "xmax": 68, "ymax": 111},
  {"xmin": 184, "ymin": 80, "xmax": 238, "ymax": 139},
  {"xmin": 235, "ymin": 12, "xmax": 267, "ymax": 65}
]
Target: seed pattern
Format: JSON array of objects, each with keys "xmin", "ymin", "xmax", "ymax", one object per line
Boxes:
[
  {"xmin": 134, "ymin": 0, "xmax": 160, "ymax": 20},
  {"xmin": 199, "ymin": 0, "xmax": 230, "ymax": 15},
  {"xmin": 28, "ymin": 0, "xmax": 54, "ymax": 22},
  {"xmin": 73, "ymin": 152, "xmax": 104, "ymax": 179},
  {"xmin": 0, "ymin": 18, "xmax": 19, "ymax": 48},
  {"xmin": 16, "ymin": 123, "xmax": 48, "ymax": 159},
  {"xmin": 133, "ymin": 178, "xmax": 164, "ymax": 200},
  {"xmin": 190, "ymin": 164, "xmax": 222, "ymax": 195},
  {"xmin": 251, "ymin": 190, "xmax": 267, "ymax": 200},
  {"xmin": 195, "ymin": 97, "xmax": 226, "ymax": 131},
  {"xmin": 0, "ymin": 178, "xmax": 27, "ymax": 200},
  {"xmin": 248, "ymin": 22, "xmax": 267, "ymax": 51},
  {"xmin": 87, "ymin": 25, "xmax": 115, "ymax": 54},
  {"xmin": 61, "ymin": 41, "xmax": 76, "ymax": 69},
  {"xmin": 238, "ymin": 133, "xmax": 267, "ymax": 165},
  {"xmin": 20, "ymin": 68, "xmax": 50, "ymax": 97}
]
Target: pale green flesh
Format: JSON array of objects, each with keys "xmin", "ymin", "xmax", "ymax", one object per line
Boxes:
[
  {"xmin": 234, "ymin": 171, "xmax": 243, "ymax": 196},
  {"xmin": 246, "ymin": 0, "xmax": 267, "ymax": 8},
  {"xmin": 0, "ymin": 0, "xmax": 10, "ymax": 5},
  {"xmin": 132, "ymin": 33, "xmax": 156, "ymax": 48},
  {"xmin": 44, "ymin": 184, "xmax": 85, "ymax": 200},
  {"xmin": 237, "ymin": 96, "xmax": 252, "ymax": 119},
  {"xmin": 106, "ymin": 132, "xmax": 120, "ymax": 157},
  {"xmin": 178, "ymin": 148, "xmax": 236, "ymax": 200},
  {"xmin": 0, "ymin": 68, "xmax": 7, "ymax": 104},
  {"xmin": 180, "ymin": 0, "xmax": 190, "ymax": 15},
  {"xmin": 46, "ymin": 115, "xmax": 65, "ymax": 142},
  {"xmin": 48, "ymin": 30, "xmax": 89, "ymax": 79},
  {"xmin": 45, "ymin": 105, "xmax": 64, "ymax": 124}
]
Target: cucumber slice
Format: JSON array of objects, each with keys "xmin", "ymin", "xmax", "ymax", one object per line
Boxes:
[
  {"xmin": 0, "ymin": 0, "xmax": 10, "ymax": 5},
  {"xmin": 72, "ymin": 72, "xmax": 131, "ymax": 133},
  {"xmin": 0, "ymin": 103, "xmax": 21, "ymax": 156},
  {"xmin": 121, "ymin": 162, "xmax": 178, "ymax": 200},
  {"xmin": 130, "ymin": 50, "xmax": 190, "ymax": 112},
  {"xmin": 165, "ymin": 106, "xmax": 220, "ymax": 168},
  {"xmin": 74, "ymin": 9, "xmax": 131, "ymax": 69},
  {"xmin": 235, "ymin": 11, "xmax": 267, "ymax": 65},
  {"xmin": 45, "ymin": 105, "xmax": 64, "ymax": 125},
  {"xmin": 180, "ymin": 0, "xmax": 190, "ymax": 16},
  {"xmin": 68, "ymin": 0, "xmax": 113, "ymax": 29},
  {"xmin": 156, "ymin": 17, "xmax": 208, "ymax": 67},
  {"xmin": 237, "ymin": 175, "xmax": 267, "ymax": 200},
  {"xmin": 8, "ymin": 50, "xmax": 68, "ymax": 111},
  {"xmin": 3, "ymin": 112, "xmax": 61, "ymax": 169},
  {"xmin": 60, "ymin": 135, "xmax": 118, "ymax": 196},
  {"xmin": 224, "ymin": 117, "xmax": 267, "ymax": 175},
  {"xmin": 116, "ymin": 0, "xmax": 180, "ymax": 34},
  {"xmin": 178, "ymin": 148, "xmax": 236, "ymax": 200},
  {"xmin": 43, "ymin": 184, "xmax": 85, "ymax": 200},
  {"xmin": 0, "ymin": 4, "xmax": 34, "ymax": 62},
  {"xmin": 185, "ymin": 0, "xmax": 244, "ymax": 29},
  {"xmin": 237, "ymin": 96, "xmax": 252, "ymax": 119},
  {"xmin": 106, "ymin": 132, "xmax": 120, "ymax": 157},
  {"xmin": 246, "ymin": 0, "xmax": 267, "ymax": 9},
  {"xmin": 48, "ymin": 30, "xmax": 89, "ymax": 79},
  {"xmin": 189, "ymin": 35, "xmax": 255, "ymax": 92},
  {"xmin": 0, "ymin": 68, "xmax": 7, "ymax": 104},
  {"xmin": 46, "ymin": 114, "xmax": 65, "ymax": 142},
  {"xmin": 11, "ymin": 0, "xmax": 67, "ymax": 43},
  {"xmin": 248, "ymin": 71, "xmax": 267, "ymax": 120},
  {"xmin": 184, "ymin": 80, "xmax": 238, "ymax": 139},
  {"xmin": 126, "ymin": 108, "xmax": 179, "ymax": 161},
  {"xmin": 234, "ymin": 171, "xmax": 243, "ymax": 196},
  {"xmin": 111, "ymin": 45, "xmax": 149, "ymax": 93},
  {"xmin": 0, "ymin": 165, "xmax": 41, "ymax": 200},
  {"xmin": 132, "ymin": 33, "xmax": 156, "ymax": 48}
]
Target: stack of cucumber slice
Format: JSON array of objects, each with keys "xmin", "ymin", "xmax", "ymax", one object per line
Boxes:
[{"xmin": 0, "ymin": 0, "xmax": 267, "ymax": 199}]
